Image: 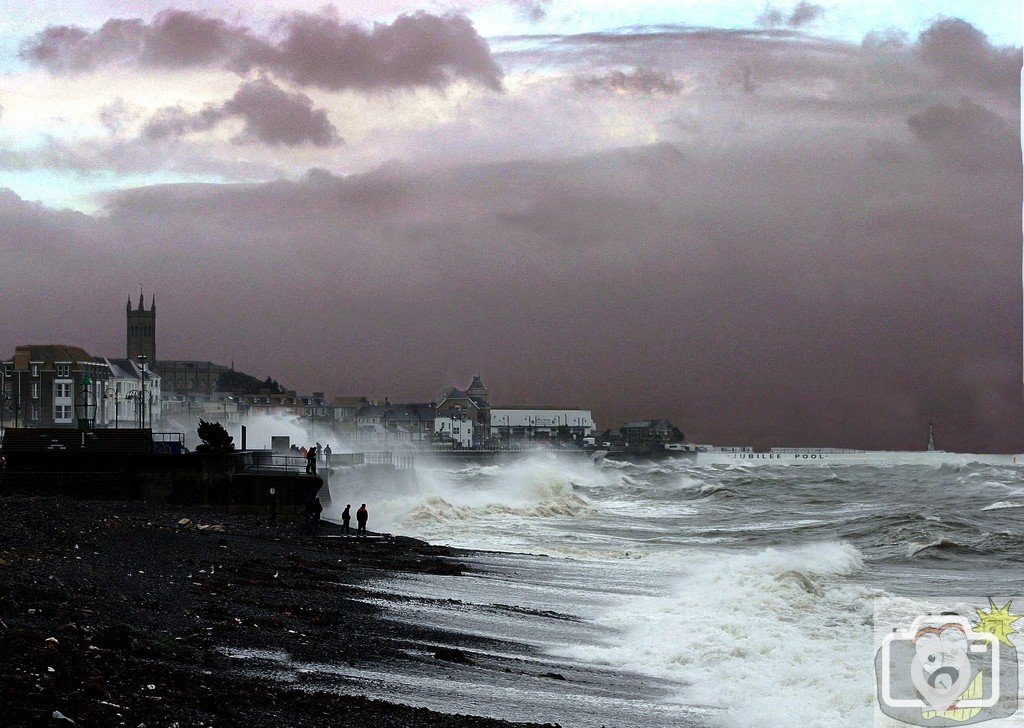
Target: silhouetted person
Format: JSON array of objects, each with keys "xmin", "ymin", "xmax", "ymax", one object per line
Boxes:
[
  {"xmin": 304, "ymin": 496, "xmax": 323, "ymax": 537},
  {"xmin": 323, "ymin": 444, "xmax": 333, "ymax": 465},
  {"xmin": 356, "ymin": 503, "xmax": 368, "ymax": 537},
  {"xmin": 305, "ymin": 446, "xmax": 317, "ymax": 475},
  {"xmin": 341, "ymin": 504, "xmax": 351, "ymax": 535},
  {"xmin": 315, "ymin": 442, "xmax": 322, "ymax": 461}
]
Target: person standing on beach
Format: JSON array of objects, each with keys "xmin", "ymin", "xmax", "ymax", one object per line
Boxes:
[
  {"xmin": 305, "ymin": 445, "xmax": 317, "ymax": 475},
  {"xmin": 304, "ymin": 496, "xmax": 323, "ymax": 537},
  {"xmin": 356, "ymin": 503, "xmax": 368, "ymax": 537},
  {"xmin": 341, "ymin": 504, "xmax": 351, "ymax": 535}
]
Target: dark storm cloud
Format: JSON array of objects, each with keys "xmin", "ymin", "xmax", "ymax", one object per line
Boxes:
[
  {"xmin": 1, "ymin": 124, "xmax": 1020, "ymax": 451},
  {"xmin": 2, "ymin": 17, "xmax": 1020, "ymax": 452},
  {"xmin": 19, "ymin": 8, "xmax": 503, "ymax": 91},
  {"xmin": 142, "ymin": 77, "xmax": 340, "ymax": 147},
  {"xmin": 574, "ymin": 68, "xmax": 684, "ymax": 95}
]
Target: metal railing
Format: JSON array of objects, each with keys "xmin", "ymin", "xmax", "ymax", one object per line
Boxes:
[
  {"xmin": 241, "ymin": 452, "xmax": 314, "ymax": 475},
  {"xmin": 153, "ymin": 432, "xmax": 184, "ymax": 445},
  {"xmin": 362, "ymin": 451, "xmax": 416, "ymax": 469}
]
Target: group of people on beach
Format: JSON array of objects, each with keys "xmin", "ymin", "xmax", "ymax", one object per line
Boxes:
[
  {"xmin": 304, "ymin": 497, "xmax": 367, "ymax": 539},
  {"xmin": 295, "ymin": 442, "xmax": 367, "ymax": 539}
]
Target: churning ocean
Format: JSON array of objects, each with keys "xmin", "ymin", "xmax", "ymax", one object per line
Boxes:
[{"xmin": 331, "ymin": 455, "xmax": 1024, "ymax": 727}]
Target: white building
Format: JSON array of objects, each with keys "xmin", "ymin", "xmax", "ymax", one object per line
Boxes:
[
  {"xmin": 488, "ymin": 407, "xmax": 595, "ymax": 441},
  {"xmin": 100, "ymin": 358, "xmax": 162, "ymax": 428},
  {"xmin": 434, "ymin": 415, "xmax": 475, "ymax": 448}
]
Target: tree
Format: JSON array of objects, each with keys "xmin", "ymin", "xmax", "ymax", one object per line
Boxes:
[{"xmin": 195, "ymin": 419, "xmax": 235, "ymax": 453}]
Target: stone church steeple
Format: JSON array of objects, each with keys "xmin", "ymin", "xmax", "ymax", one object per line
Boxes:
[
  {"xmin": 127, "ymin": 289, "xmax": 156, "ymax": 362},
  {"xmin": 467, "ymin": 375, "xmax": 489, "ymax": 402}
]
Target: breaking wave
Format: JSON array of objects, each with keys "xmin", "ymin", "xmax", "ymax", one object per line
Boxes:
[
  {"xmin": 558, "ymin": 542, "xmax": 876, "ymax": 728},
  {"xmin": 407, "ymin": 488, "xmax": 596, "ymax": 522}
]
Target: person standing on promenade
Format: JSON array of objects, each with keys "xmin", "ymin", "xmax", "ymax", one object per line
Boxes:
[
  {"xmin": 315, "ymin": 442, "xmax": 322, "ymax": 461},
  {"xmin": 305, "ymin": 445, "xmax": 317, "ymax": 475},
  {"xmin": 304, "ymin": 496, "xmax": 323, "ymax": 537},
  {"xmin": 323, "ymin": 444, "xmax": 333, "ymax": 466},
  {"xmin": 341, "ymin": 504, "xmax": 351, "ymax": 535},
  {"xmin": 356, "ymin": 503, "xmax": 368, "ymax": 537}
]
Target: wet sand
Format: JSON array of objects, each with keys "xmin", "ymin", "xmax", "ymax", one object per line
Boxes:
[{"xmin": 0, "ymin": 492, "xmax": 556, "ymax": 727}]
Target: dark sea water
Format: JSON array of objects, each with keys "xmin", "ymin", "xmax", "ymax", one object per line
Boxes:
[{"xmin": 338, "ymin": 456, "xmax": 1024, "ymax": 727}]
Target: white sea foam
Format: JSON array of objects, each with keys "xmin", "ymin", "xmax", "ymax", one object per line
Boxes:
[
  {"xmin": 557, "ymin": 542, "xmax": 878, "ymax": 728},
  {"xmin": 981, "ymin": 500, "xmax": 1024, "ymax": 511}
]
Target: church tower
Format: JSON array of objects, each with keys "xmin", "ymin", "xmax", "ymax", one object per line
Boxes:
[
  {"xmin": 126, "ymin": 291, "xmax": 156, "ymax": 362},
  {"xmin": 467, "ymin": 375, "xmax": 489, "ymax": 403}
]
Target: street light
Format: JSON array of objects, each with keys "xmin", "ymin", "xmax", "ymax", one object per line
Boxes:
[
  {"xmin": 75, "ymin": 375, "xmax": 96, "ymax": 430},
  {"xmin": 103, "ymin": 387, "xmax": 118, "ymax": 429},
  {"xmin": 136, "ymin": 355, "xmax": 148, "ymax": 430}
]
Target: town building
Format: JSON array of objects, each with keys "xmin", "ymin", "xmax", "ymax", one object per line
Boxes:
[
  {"xmin": 100, "ymin": 357, "xmax": 162, "ymax": 429},
  {"xmin": 488, "ymin": 407, "xmax": 595, "ymax": 442},
  {"xmin": 602, "ymin": 419, "xmax": 685, "ymax": 445},
  {"xmin": 434, "ymin": 377, "xmax": 492, "ymax": 447},
  {"xmin": 1, "ymin": 345, "xmax": 160, "ymax": 430}
]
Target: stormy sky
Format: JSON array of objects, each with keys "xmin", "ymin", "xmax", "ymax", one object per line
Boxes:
[{"xmin": 0, "ymin": 1, "xmax": 1021, "ymax": 451}]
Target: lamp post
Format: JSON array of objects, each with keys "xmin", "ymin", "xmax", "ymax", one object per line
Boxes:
[
  {"xmin": 125, "ymin": 389, "xmax": 148, "ymax": 429},
  {"xmin": 75, "ymin": 375, "xmax": 97, "ymax": 431},
  {"xmin": 137, "ymin": 355, "xmax": 148, "ymax": 430},
  {"xmin": 103, "ymin": 387, "xmax": 118, "ymax": 429}
]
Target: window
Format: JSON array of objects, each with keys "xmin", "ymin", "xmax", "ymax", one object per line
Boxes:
[
  {"xmin": 31, "ymin": 382, "xmax": 40, "ymax": 399},
  {"xmin": 31, "ymin": 403, "xmax": 40, "ymax": 421},
  {"xmin": 30, "ymin": 363, "xmax": 40, "ymax": 377},
  {"xmin": 56, "ymin": 364, "xmax": 70, "ymax": 377},
  {"xmin": 3, "ymin": 363, "xmax": 11, "ymax": 376},
  {"xmin": 55, "ymin": 382, "xmax": 72, "ymax": 399},
  {"xmin": 54, "ymin": 404, "xmax": 71, "ymax": 422}
]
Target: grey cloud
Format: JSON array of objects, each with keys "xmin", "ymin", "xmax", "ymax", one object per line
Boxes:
[
  {"xmin": 788, "ymin": 2, "xmax": 825, "ymax": 27},
  {"xmin": 757, "ymin": 2, "xmax": 826, "ymax": 28},
  {"xmin": 916, "ymin": 18, "xmax": 1022, "ymax": 93},
  {"xmin": 142, "ymin": 77, "xmax": 340, "ymax": 147},
  {"xmin": 221, "ymin": 77, "xmax": 340, "ymax": 146},
  {"xmin": 508, "ymin": 0, "xmax": 551, "ymax": 22},
  {"xmin": 908, "ymin": 98, "xmax": 1020, "ymax": 172},
  {"xmin": 0, "ymin": 134, "xmax": 279, "ymax": 178},
  {"xmin": 141, "ymin": 105, "xmax": 222, "ymax": 141},
  {"xmin": 98, "ymin": 98, "xmax": 144, "ymax": 134},
  {"xmin": 574, "ymin": 68, "xmax": 683, "ymax": 95},
  {"xmin": 20, "ymin": 8, "xmax": 502, "ymax": 92},
  {"xmin": 258, "ymin": 10, "xmax": 502, "ymax": 91}
]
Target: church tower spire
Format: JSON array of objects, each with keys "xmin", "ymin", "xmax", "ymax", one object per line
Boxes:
[{"xmin": 126, "ymin": 289, "xmax": 156, "ymax": 363}]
